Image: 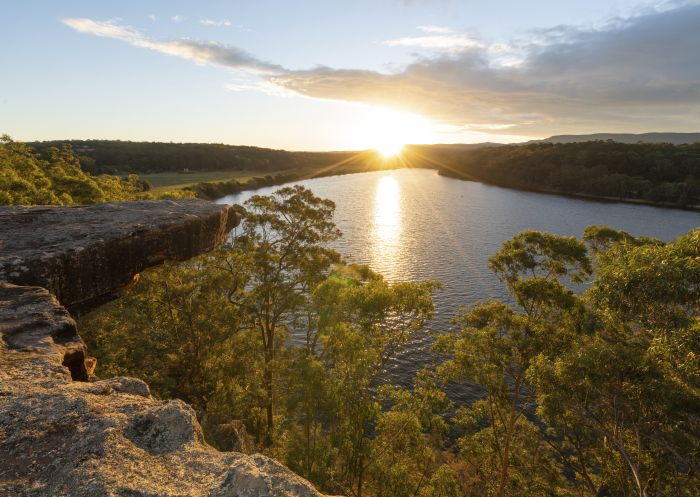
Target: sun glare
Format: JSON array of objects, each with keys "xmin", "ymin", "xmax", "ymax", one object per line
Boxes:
[
  {"xmin": 346, "ymin": 106, "xmax": 439, "ymax": 157},
  {"xmin": 376, "ymin": 141, "xmax": 404, "ymax": 158}
]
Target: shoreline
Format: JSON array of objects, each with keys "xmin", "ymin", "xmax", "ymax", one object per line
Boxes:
[
  {"xmin": 201, "ymin": 165, "xmax": 700, "ymax": 213},
  {"xmin": 436, "ymin": 170, "xmax": 700, "ymax": 212}
]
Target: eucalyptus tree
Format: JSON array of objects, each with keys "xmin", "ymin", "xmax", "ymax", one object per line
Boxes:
[
  {"xmin": 440, "ymin": 226, "xmax": 700, "ymax": 496},
  {"xmin": 436, "ymin": 231, "xmax": 593, "ymax": 496},
  {"xmin": 304, "ymin": 265, "xmax": 441, "ymax": 497},
  {"xmin": 531, "ymin": 228, "xmax": 700, "ymax": 497},
  {"xmin": 220, "ymin": 185, "xmax": 341, "ymax": 446}
]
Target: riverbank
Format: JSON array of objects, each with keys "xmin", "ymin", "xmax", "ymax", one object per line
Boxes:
[
  {"xmin": 196, "ymin": 164, "xmax": 700, "ymax": 213},
  {"xmin": 437, "ymin": 169, "xmax": 700, "ymax": 212},
  {"xmin": 186, "ymin": 158, "xmax": 405, "ymax": 200}
]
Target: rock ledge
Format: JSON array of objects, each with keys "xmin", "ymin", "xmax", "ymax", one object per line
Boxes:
[{"xmin": 0, "ymin": 200, "xmax": 326, "ymax": 497}]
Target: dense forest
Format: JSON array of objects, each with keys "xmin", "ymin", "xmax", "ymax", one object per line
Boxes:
[
  {"xmin": 409, "ymin": 141, "xmax": 700, "ymax": 207},
  {"xmin": 0, "ymin": 135, "xmax": 190, "ymax": 205},
  {"xmin": 26, "ymin": 138, "xmax": 700, "ymax": 208},
  {"xmin": 28, "ymin": 139, "xmax": 373, "ymax": 175},
  {"xmin": 79, "ymin": 186, "xmax": 700, "ymax": 497}
]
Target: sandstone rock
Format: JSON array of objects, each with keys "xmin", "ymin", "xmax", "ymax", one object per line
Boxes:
[
  {"xmin": 0, "ymin": 283, "xmax": 325, "ymax": 497},
  {"xmin": 0, "ymin": 283, "xmax": 87, "ymax": 382},
  {"xmin": 212, "ymin": 420, "xmax": 257, "ymax": 454},
  {"xmin": 124, "ymin": 400, "xmax": 203, "ymax": 455},
  {"xmin": 104, "ymin": 377, "xmax": 151, "ymax": 398},
  {"xmin": 0, "ymin": 200, "xmax": 240, "ymax": 313},
  {"xmin": 0, "ymin": 200, "xmax": 328, "ymax": 497}
]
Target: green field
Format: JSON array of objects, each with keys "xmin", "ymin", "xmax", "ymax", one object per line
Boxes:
[{"xmin": 140, "ymin": 170, "xmax": 285, "ymax": 192}]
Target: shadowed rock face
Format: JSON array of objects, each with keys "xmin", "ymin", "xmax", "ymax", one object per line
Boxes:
[
  {"xmin": 0, "ymin": 200, "xmax": 240, "ymax": 313},
  {"xmin": 0, "ymin": 200, "xmax": 329, "ymax": 497}
]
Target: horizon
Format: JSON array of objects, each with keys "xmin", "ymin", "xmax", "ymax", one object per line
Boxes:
[
  {"xmin": 22, "ymin": 131, "xmax": 700, "ymax": 154},
  {"xmin": 3, "ymin": 1, "xmax": 700, "ymax": 151}
]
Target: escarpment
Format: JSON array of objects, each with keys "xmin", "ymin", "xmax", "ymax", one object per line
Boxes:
[
  {"xmin": 0, "ymin": 200, "xmax": 327, "ymax": 497},
  {"xmin": 0, "ymin": 200, "xmax": 240, "ymax": 313}
]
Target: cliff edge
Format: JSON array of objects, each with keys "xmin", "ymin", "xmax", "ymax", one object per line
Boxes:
[{"xmin": 0, "ymin": 200, "xmax": 326, "ymax": 497}]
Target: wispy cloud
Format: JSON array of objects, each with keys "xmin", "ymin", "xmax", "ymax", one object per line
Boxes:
[
  {"xmin": 147, "ymin": 14, "xmax": 156, "ymax": 21},
  {"xmin": 273, "ymin": 3, "xmax": 700, "ymax": 134},
  {"xmin": 63, "ymin": 4, "xmax": 700, "ymax": 136},
  {"xmin": 62, "ymin": 18, "xmax": 281, "ymax": 73},
  {"xmin": 384, "ymin": 33, "xmax": 485, "ymax": 51},
  {"xmin": 171, "ymin": 15, "xmax": 185, "ymax": 23},
  {"xmin": 416, "ymin": 25, "xmax": 452, "ymax": 34},
  {"xmin": 200, "ymin": 18, "xmax": 232, "ymax": 27},
  {"xmin": 225, "ymin": 80, "xmax": 297, "ymax": 97}
]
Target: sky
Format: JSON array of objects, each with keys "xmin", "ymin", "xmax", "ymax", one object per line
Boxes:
[{"xmin": 1, "ymin": 0, "xmax": 699, "ymax": 150}]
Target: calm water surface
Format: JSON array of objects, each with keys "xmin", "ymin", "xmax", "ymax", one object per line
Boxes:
[{"xmin": 218, "ymin": 168, "xmax": 700, "ymax": 404}]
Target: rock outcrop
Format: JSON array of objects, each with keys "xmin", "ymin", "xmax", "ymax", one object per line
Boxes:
[
  {"xmin": 0, "ymin": 200, "xmax": 239, "ymax": 313},
  {"xmin": 0, "ymin": 200, "xmax": 326, "ymax": 497}
]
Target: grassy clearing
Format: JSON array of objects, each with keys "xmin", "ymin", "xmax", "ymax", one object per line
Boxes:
[{"xmin": 141, "ymin": 170, "xmax": 287, "ymax": 192}]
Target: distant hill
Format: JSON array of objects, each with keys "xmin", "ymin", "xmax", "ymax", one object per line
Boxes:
[
  {"xmin": 27, "ymin": 140, "xmax": 373, "ymax": 175},
  {"xmin": 430, "ymin": 140, "xmax": 700, "ymax": 209},
  {"xmin": 536, "ymin": 133, "xmax": 700, "ymax": 145},
  {"xmin": 410, "ymin": 142, "xmax": 503, "ymax": 150},
  {"xmin": 26, "ymin": 140, "xmax": 502, "ymax": 175}
]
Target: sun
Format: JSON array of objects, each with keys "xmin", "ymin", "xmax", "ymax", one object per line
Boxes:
[
  {"xmin": 347, "ymin": 105, "xmax": 438, "ymax": 158},
  {"xmin": 375, "ymin": 141, "xmax": 404, "ymax": 158}
]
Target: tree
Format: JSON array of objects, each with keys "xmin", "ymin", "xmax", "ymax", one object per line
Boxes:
[
  {"xmin": 437, "ymin": 231, "xmax": 592, "ymax": 496},
  {"xmin": 0, "ymin": 135, "xmax": 192, "ymax": 205},
  {"xmin": 531, "ymin": 228, "xmax": 700, "ymax": 496},
  {"xmin": 220, "ymin": 185, "xmax": 341, "ymax": 446},
  {"xmin": 79, "ymin": 252, "xmax": 240, "ymax": 412},
  {"xmin": 297, "ymin": 264, "xmax": 440, "ymax": 496}
]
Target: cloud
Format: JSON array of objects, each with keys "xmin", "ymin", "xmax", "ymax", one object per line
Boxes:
[
  {"xmin": 416, "ymin": 25, "xmax": 452, "ymax": 34},
  {"xmin": 62, "ymin": 18, "xmax": 282, "ymax": 73},
  {"xmin": 63, "ymin": 5, "xmax": 700, "ymax": 136},
  {"xmin": 200, "ymin": 18, "xmax": 232, "ymax": 27},
  {"xmin": 148, "ymin": 14, "xmax": 156, "ymax": 21},
  {"xmin": 271, "ymin": 3, "xmax": 700, "ymax": 134},
  {"xmin": 171, "ymin": 15, "xmax": 185, "ymax": 22},
  {"xmin": 384, "ymin": 34, "xmax": 484, "ymax": 51}
]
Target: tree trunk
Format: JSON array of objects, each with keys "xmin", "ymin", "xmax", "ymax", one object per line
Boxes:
[
  {"xmin": 496, "ymin": 374, "xmax": 523, "ymax": 497},
  {"xmin": 264, "ymin": 353, "xmax": 274, "ymax": 446}
]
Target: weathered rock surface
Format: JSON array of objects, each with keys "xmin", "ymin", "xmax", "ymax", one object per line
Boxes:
[
  {"xmin": 0, "ymin": 200, "xmax": 239, "ymax": 313},
  {"xmin": 0, "ymin": 201, "xmax": 327, "ymax": 497}
]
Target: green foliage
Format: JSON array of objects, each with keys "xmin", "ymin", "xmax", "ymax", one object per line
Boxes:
[
  {"xmin": 437, "ymin": 225, "xmax": 700, "ymax": 496},
  {"xmin": 80, "ymin": 186, "xmax": 443, "ymax": 497},
  {"xmin": 80, "ymin": 178, "xmax": 700, "ymax": 497},
  {"xmin": 418, "ymin": 140, "xmax": 700, "ymax": 206},
  {"xmin": 28, "ymin": 138, "xmax": 390, "ymax": 176},
  {"xmin": 0, "ymin": 135, "xmax": 193, "ymax": 205},
  {"xmin": 220, "ymin": 185, "xmax": 343, "ymax": 446},
  {"xmin": 301, "ymin": 268, "xmax": 440, "ymax": 495},
  {"xmin": 79, "ymin": 252, "xmax": 241, "ymax": 412}
]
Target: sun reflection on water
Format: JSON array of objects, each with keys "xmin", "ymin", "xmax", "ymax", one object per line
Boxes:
[{"xmin": 371, "ymin": 174, "xmax": 402, "ymax": 278}]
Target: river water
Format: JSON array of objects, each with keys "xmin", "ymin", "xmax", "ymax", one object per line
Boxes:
[{"xmin": 217, "ymin": 168, "xmax": 700, "ymax": 404}]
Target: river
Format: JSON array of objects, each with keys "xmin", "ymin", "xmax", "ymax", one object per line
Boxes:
[{"xmin": 217, "ymin": 168, "xmax": 700, "ymax": 404}]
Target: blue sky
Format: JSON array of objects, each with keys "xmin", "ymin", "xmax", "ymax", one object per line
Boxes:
[{"xmin": 2, "ymin": 0, "xmax": 699, "ymax": 150}]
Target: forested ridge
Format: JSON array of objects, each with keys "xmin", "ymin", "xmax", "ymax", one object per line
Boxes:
[
  {"xmin": 412, "ymin": 141, "xmax": 700, "ymax": 207},
  {"xmin": 0, "ymin": 135, "xmax": 192, "ymax": 205},
  {"xmin": 26, "ymin": 138, "xmax": 700, "ymax": 208},
  {"xmin": 28, "ymin": 139, "xmax": 365, "ymax": 175}
]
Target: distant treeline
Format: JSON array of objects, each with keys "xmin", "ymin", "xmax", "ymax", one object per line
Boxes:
[
  {"xmin": 28, "ymin": 140, "xmax": 364, "ymax": 175},
  {"xmin": 0, "ymin": 136, "xmax": 192, "ymax": 205},
  {"xmin": 191, "ymin": 173, "xmax": 300, "ymax": 199},
  {"xmin": 27, "ymin": 139, "xmax": 700, "ymax": 208},
  {"xmin": 409, "ymin": 141, "xmax": 700, "ymax": 208}
]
